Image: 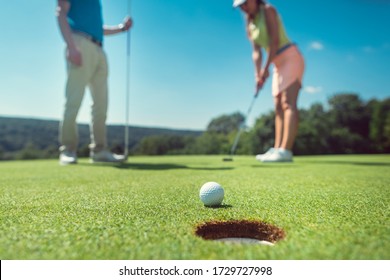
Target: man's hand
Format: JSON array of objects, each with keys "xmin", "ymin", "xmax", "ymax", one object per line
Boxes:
[
  {"xmin": 67, "ymin": 46, "xmax": 82, "ymax": 66},
  {"xmin": 120, "ymin": 16, "xmax": 133, "ymax": 32}
]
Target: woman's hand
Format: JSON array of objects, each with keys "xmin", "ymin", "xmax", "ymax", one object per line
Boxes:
[{"xmin": 255, "ymin": 68, "xmax": 269, "ymax": 93}]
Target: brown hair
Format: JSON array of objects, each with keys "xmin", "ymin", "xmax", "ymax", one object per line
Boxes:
[{"xmin": 245, "ymin": 0, "xmax": 266, "ymax": 23}]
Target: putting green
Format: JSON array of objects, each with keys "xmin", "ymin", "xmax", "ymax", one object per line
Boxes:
[{"xmin": 0, "ymin": 155, "xmax": 389, "ymax": 259}]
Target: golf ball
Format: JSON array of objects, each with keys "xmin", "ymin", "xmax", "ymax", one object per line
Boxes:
[{"xmin": 199, "ymin": 182, "xmax": 224, "ymax": 206}]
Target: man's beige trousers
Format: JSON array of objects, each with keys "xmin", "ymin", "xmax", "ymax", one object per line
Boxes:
[{"xmin": 59, "ymin": 34, "xmax": 108, "ymax": 153}]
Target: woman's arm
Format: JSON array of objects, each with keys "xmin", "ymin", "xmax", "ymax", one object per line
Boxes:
[
  {"xmin": 262, "ymin": 5, "xmax": 280, "ymax": 76},
  {"xmin": 246, "ymin": 16, "xmax": 264, "ymax": 93},
  {"xmin": 252, "ymin": 43, "xmax": 264, "ymax": 92}
]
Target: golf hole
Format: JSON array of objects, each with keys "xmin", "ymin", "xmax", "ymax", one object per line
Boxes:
[{"xmin": 195, "ymin": 220, "xmax": 285, "ymax": 246}]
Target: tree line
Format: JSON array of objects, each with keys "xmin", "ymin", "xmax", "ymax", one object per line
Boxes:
[
  {"xmin": 0, "ymin": 118, "xmax": 200, "ymax": 160},
  {"xmin": 1, "ymin": 93, "xmax": 389, "ymax": 160},
  {"xmin": 135, "ymin": 93, "xmax": 390, "ymax": 156}
]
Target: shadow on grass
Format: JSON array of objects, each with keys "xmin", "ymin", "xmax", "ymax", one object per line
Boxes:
[
  {"xmin": 116, "ymin": 162, "xmax": 234, "ymax": 171},
  {"xmin": 302, "ymin": 160, "xmax": 390, "ymax": 167},
  {"xmin": 203, "ymin": 204, "xmax": 233, "ymax": 209},
  {"xmin": 250, "ymin": 164, "xmax": 298, "ymax": 168},
  {"xmin": 79, "ymin": 161, "xmax": 233, "ymax": 171}
]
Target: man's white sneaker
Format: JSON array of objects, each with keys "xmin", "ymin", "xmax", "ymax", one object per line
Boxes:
[
  {"xmin": 90, "ymin": 150, "xmax": 126, "ymax": 163},
  {"xmin": 261, "ymin": 149, "xmax": 293, "ymax": 163},
  {"xmin": 59, "ymin": 151, "xmax": 77, "ymax": 165},
  {"xmin": 255, "ymin": 148, "xmax": 276, "ymax": 161}
]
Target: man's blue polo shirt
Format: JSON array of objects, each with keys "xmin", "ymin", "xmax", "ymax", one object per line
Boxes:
[{"xmin": 67, "ymin": 0, "xmax": 104, "ymax": 43}]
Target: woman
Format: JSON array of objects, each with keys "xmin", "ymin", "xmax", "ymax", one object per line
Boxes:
[{"xmin": 233, "ymin": 0, "xmax": 305, "ymax": 162}]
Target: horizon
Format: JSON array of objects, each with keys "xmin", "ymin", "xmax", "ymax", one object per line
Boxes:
[
  {"xmin": 1, "ymin": 87, "xmax": 388, "ymax": 132},
  {"xmin": 0, "ymin": 115, "xmax": 203, "ymax": 132},
  {"xmin": 1, "ymin": 0, "xmax": 389, "ymax": 130}
]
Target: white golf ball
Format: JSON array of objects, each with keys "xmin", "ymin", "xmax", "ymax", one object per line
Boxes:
[{"xmin": 199, "ymin": 182, "xmax": 224, "ymax": 206}]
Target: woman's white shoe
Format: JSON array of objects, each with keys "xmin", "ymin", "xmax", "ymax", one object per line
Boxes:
[
  {"xmin": 261, "ymin": 149, "xmax": 293, "ymax": 163},
  {"xmin": 255, "ymin": 148, "xmax": 276, "ymax": 161}
]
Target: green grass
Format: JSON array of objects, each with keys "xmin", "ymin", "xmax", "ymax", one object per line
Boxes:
[{"xmin": 1, "ymin": 155, "xmax": 389, "ymax": 259}]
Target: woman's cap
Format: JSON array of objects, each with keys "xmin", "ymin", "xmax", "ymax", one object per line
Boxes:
[{"xmin": 233, "ymin": 0, "xmax": 248, "ymax": 8}]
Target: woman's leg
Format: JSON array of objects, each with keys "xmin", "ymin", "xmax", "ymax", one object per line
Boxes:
[
  {"xmin": 273, "ymin": 94, "xmax": 284, "ymax": 149},
  {"xmin": 280, "ymin": 80, "xmax": 301, "ymax": 150},
  {"xmin": 255, "ymin": 94, "xmax": 283, "ymax": 161}
]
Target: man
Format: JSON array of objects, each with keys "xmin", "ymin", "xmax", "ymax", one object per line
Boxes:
[{"xmin": 56, "ymin": 0, "xmax": 133, "ymax": 165}]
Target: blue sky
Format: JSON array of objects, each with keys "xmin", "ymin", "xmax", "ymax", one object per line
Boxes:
[{"xmin": 0, "ymin": 0, "xmax": 389, "ymax": 130}]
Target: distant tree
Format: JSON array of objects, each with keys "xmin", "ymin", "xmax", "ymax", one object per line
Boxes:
[
  {"xmin": 328, "ymin": 127, "xmax": 367, "ymax": 154},
  {"xmin": 328, "ymin": 93, "xmax": 371, "ymax": 137},
  {"xmin": 207, "ymin": 112, "xmax": 245, "ymax": 135},
  {"xmin": 15, "ymin": 142, "xmax": 42, "ymax": 160},
  {"xmin": 135, "ymin": 135, "xmax": 193, "ymax": 155},
  {"xmin": 190, "ymin": 132, "xmax": 229, "ymax": 154},
  {"xmin": 295, "ymin": 103, "xmax": 331, "ymax": 155},
  {"xmin": 370, "ymin": 98, "xmax": 390, "ymax": 152},
  {"xmin": 78, "ymin": 144, "xmax": 90, "ymax": 158},
  {"xmin": 327, "ymin": 93, "xmax": 375, "ymax": 153},
  {"xmin": 43, "ymin": 145, "xmax": 60, "ymax": 159},
  {"xmin": 184, "ymin": 112, "xmax": 248, "ymax": 155},
  {"xmin": 250, "ymin": 111, "xmax": 275, "ymax": 154},
  {"xmin": 136, "ymin": 135, "xmax": 168, "ymax": 155},
  {"xmin": 384, "ymin": 113, "xmax": 390, "ymax": 151}
]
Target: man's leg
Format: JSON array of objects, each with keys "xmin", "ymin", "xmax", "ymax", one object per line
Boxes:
[
  {"xmin": 88, "ymin": 49, "xmax": 108, "ymax": 153},
  {"xmin": 59, "ymin": 35, "xmax": 92, "ymax": 157},
  {"xmin": 59, "ymin": 63, "xmax": 88, "ymax": 154}
]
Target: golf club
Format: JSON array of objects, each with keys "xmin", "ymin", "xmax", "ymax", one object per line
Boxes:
[
  {"xmin": 124, "ymin": 0, "xmax": 132, "ymax": 160},
  {"xmin": 223, "ymin": 90, "xmax": 260, "ymax": 161}
]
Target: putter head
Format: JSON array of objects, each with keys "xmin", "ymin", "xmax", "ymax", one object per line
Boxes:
[{"xmin": 222, "ymin": 157, "xmax": 233, "ymax": 162}]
